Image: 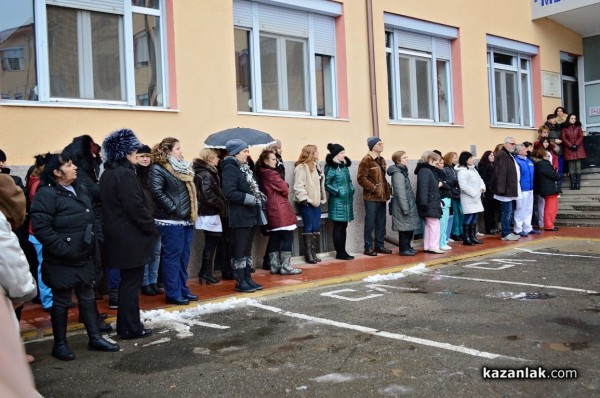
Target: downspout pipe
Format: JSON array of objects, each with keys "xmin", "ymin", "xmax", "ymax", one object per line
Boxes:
[{"xmin": 366, "ymin": 0, "xmax": 379, "ymax": 138}]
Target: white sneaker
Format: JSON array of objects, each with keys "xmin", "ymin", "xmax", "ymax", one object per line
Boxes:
[
  {"xmin": 447, "ymin": 238, "xmax": 455, "ymax": 243},
  {"xmin": 501, "ymin": 233, "xmax": 520, "ymax": 241},
  {"xmin": 441, "ymin": 245, "xmax": 452, "ymax": 250},
  {"xmin": 476, "ymin": 232, "xmax": 484, "ymax": 237},
  {"xmin": 426, "ymin": 248, "xmax": 445, "ymax": 254}
]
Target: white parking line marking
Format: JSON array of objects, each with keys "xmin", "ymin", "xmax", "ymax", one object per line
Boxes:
[
  {"xmin": 249, "ymin": 302, "xmax": 528, "ymax": 362},
  {"xmin": 463, "ymin": 259, "xmax": 536, "ymax": 270},
  {"xmin": 321, "ymin": 289, "xmax": 384, "ymax": 301},
  {"xmin": 420, "ymin": 273, "xmax": 599, "ymax": 294},
  {"xmin": 515, "ymin": 248, "xmax": 600, "ymax": 259}
]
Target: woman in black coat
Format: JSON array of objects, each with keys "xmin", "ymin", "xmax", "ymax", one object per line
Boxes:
[
  {"xmin": 100, "ymin": 129, "xmax": 156, "ymax": 340},
  {"xmin": 31, "ymin": 154, "xmax": 119, "ymax": 361},
  {"xmin": 221, "ymin": 139, "xmax": 266, "ymax": 293},
  {"xmin": 478, "ymin": 150, "xmax": 499, "ymax": 234},
  {"xmin": 534, "ymin": 148, "xmax": 562, "ymax": 231},
  {"xmin": 416, "ymin": 151, "xmax": 444, "ymax": 254}
]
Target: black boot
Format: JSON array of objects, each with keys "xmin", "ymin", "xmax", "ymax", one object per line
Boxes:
[
  {"xmin": 108, "ymin": 288, "xmax": 119, "ymax": 309},
  {"xmin": 151, "ymin": 283, "xmax": 164, "ymax": 295},
  {"xmin": 312, "ymin": 233, "xmax": 322, "ymax": 262},
  {"xmin": 198, "ymin": 252, "xmax": 220, "ymax": 285},
  {"xmin": 303, "ymin": 233, "xmax": 317, "ymax": 264},
  {"xmin": 233, "ymin": 259, "xmax": 255, "ymax": 293},
  {"xmin": 462, "ymin": 224, "xmax": 474, "ymax": 246},
  {"xmin": 244, "ymin": 258, "xmax": 263, "ymax": 290},
  {"xmin": 141, "ymin": 285, "xmax": 157, "ymax": 296},
  {"xmin": 78, "ymin": 307, "xmax": 113, "ymax": 332},
  {"xmin": 79, "ymin": 301, "xmax": 120, "ymax": 352},
  {"xmin": 470, "ymin": 223, "xmax": 483, "ymax": 244},
  {"xmin": 569, "ymin": 175, "xmax": 575, "ymax": 190},
  {"xmin": 575, "ymin": 173, "xmax": 581, "ymax": 190},
  {"xmin": 51, "ymin": 306, "xmax": 75, "ymax": 361}
]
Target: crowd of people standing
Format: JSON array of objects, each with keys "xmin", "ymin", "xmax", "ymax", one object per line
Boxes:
[{"xmin": 0, "ymin": 105, "xmax": 588, "ymax": 367}]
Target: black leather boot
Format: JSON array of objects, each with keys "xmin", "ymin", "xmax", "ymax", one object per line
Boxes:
[
  {"xmin": 575, "ymin": 173, "xmax": 581, "ymax": 190},
  {"xmin": 233, "ymin": 259, "xmax": 255, "ymax": 293},
  {"xmin": 78, "ymin": 307, "xmax": 113, "ymax": 332},
  {"xmin": 303, "ymin": 233, "xmax": 317, "ymax": 264},
  {"xmin": 312, "ymin": 233, "xmax": 322, "ymax": 262},
  {"xmin": 470, "ymin": 223, "xmax": 483, "ymax": 244},
  {"xmin": 198, "ymin": 252, "xmax": 220, "ymax": 284},
  {"xmin": 108, "ymin": 288, "xmax": 118, "ymax": 309},
  {"xmin": 79, "ymin": 301, "xmax": 120, "ymax": 352},
  {"xmin": 462, "ymin": 224, "xmax": 474, "ymax": 246},
  {"xmin": 51, "ymin": 306, "xmax": 75, "ymax": 361},
  {"xmin": 141, "ymin": 285, "xmax": 157, "ymax": 296},
  {"xmin": 244, "ymin": 258, "xmax": 263, "ymax": 290},
  {"xmin": 569, "ymin": 175, "xmax": 575, "ymax": 190}
]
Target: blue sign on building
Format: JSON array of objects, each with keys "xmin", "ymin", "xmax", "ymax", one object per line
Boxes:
[{"xmin": 534, "ymin": 0, "xmax": 562, "ymax": 6}]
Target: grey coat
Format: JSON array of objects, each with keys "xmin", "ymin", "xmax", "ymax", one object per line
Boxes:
[{"xmin": 387, "ymin": 164, "xmax": 420, "ymax": 232}]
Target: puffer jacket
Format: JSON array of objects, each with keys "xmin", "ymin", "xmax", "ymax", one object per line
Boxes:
[
  {"xmin": 256, "ymin": 165, "xmax": 297, "ymax": 230},
  {"xmin": 562, "ymin": 124, "xmax": 587, "ymax": 161},
  {"xmin": 387, "ymin": 164, "xmax": 420, "ymax": 231},
  {"xmin": 442, "ymin": 165, "xmax": 460, "ymax": 200},
  {"xmin": 193, "ymin": 159, "xmax": 226, "ymax": 217},
  {"xmin": 148, "ymin": 163, "xmax": 193, "ymax": 221},
  {"xmin": 357, "ymin": 154, "xmax": 391, "ymax": 202},
  {"xmin": 457, "ymin": 165, "xmax": 485, "ymax": 214},
  {"xmin": 221, "ymin": 156, "xmax": 264, "ymax": 228},
  {"xmin": 30, "ymin": 180, "xmax": 101, "ymax": 289},
  {"xmin": 416, "ymin": 163, "xmax": 442, "ymax": 219},
  {"xmin": 515, "ymin": 156, "xmax": 534, "ymax": 192},
  {"xmin": 324, "ymin": 154, "xmax": 355, "ymax": 222},
  {"xmin": 534, "ymin": 159, "xmax": 562, "ymax": 197}
]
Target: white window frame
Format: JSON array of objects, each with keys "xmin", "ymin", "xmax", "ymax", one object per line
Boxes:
[
  {"xmin": 384, "ymin": 14, "xmax": 457, "ymax": 124},
  {"xmin": 486, "ymin": 35, "xmax": 537, "ymax": 128},
  {"xmin": 27, "ymin": 0, "xmax": 168, "ymax": 108},
  {"xmin": 234, "ymin": 0, "xmax": 340, "ymax": 117}
]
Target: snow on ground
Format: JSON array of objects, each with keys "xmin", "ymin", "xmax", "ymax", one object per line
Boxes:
[
  {"xmin": 140, "ymin": 297, "xmax": 257, "ymax": 338},
  {"xmin": 362, "ymin": 263, "xmax": 427, "ymax": 283}
]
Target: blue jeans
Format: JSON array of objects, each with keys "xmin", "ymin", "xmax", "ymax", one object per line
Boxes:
[
  {"xmin": 363, "ymin": 201, "xmax": 386, "ymax": 250},
  {"xmin": 464, "ymin": 212, "xmax": 479, "ymax": 225},
  {"xmin": 299, "ymin": 205, "xmax": 321, "ymax": 233},
  {"xmin": 158, "ymin": 224, "xmax": 194, "ymax": 300},
  {"xmin": 451, "ymin": 199, "xmax": 464, "ymax": 236},
  {"xmin": 108, "ymin": 268, "xmax": 121, "ymax": 290},
  {"xmin": 29, "ymin": 235, "xmax": 52, "ymax": 309},
  {"xmin": 500, "ymin": 200, "xmax": 515, "ymax": 237},
  {"xmin": 143, "ymin": 235, "xmax": 162, "ymax": 286}
]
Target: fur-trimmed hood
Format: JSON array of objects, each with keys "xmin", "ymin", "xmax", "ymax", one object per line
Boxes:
[
  {"xmin": 325, "ymin": 153, "xmax": 351, "ymax": 168},
  {"xmin": 102, "ymin": 128, "xmax": 141, "ymax": 163}
]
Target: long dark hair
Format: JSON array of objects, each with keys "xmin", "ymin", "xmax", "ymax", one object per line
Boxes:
[
  {"xmin": 565, "ymin": 113, "xmax": 581, "ymax": 127},
  {"xmin": 40, "ymin": 153, "xmax": 70, "ymax": 185},
  {"xmin": 479, "ymin": 150, "xmax": 493, "ymax": 168}
]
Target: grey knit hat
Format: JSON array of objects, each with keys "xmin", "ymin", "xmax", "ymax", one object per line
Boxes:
[
  {"xmin": 225, "ymin": 139, "xmax": 249, "ymax": 156},
  {"xmin": 367, "ymin": 137, "xmax": 382, "ymax": 150},
  {"xmin": 102, "ymin": 128, "xmax": 142, "ymax": 162}
]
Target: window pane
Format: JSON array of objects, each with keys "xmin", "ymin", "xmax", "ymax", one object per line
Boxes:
[
  {"xmin": 521, "ymin": 73, "xmax": 530, "ymax": 126},
  {"xmin": 436, "ymin": 60, "xmax": 450, "ymax": 123},
  {"xmin": 0, "ymin": 0, "xmax": 37, "ymax": 100},
  {"xmin": 315, "ymin": 54, "xmax": 333, "ymax": 117},
  {"xmin": 132, "ymin": 0, "xmax": 160, "ymax": 9},
  {"xmin": 234, "ymin": 29, "xmax": 252, "ymax": 111},
  {"xmin": 260, "ymin": 36, "xmax": 279, "ymax": 110},
  {"xmin": 47, "ymin": 6, "xmax": 79, "ymax": 98},
  {"xmin": 133, "ymin": 13, "xmax": 163, "ymax": 106},
  {"xmin": 399, "ymin": 56, "xmax": 411, "ymax": 118},
  {"xmin": 494, "ymin": 52, "xmax": 513, "ymax": 66},
  {"xmin": 561, "ymin": 60, "xmax": 576, "ymax": 78},
  {"xmin": 387, "ymin": 52, "xmax": 394, "ymax": 119},
  {"xmin": 415, "ymin": 58, "xmax": 431, "ymax": 119},
  {"xmin": 92, "ymin": 13, "xmax": 123, "ymax": 100},
  {"xmin": 286, "ymin": 40, "xmax": 306, "ymax": 112},
  {"xmin": 494, "ymin": 70, "xmax": 503, "ymax": 122},
  {"xmin": 505, "ymin": 72, "xmax": 517, "ymax": 123}
]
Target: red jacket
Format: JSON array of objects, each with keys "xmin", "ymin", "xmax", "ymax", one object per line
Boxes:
[
  {"xmin": 562, "ymin": 125, "xmax": 587, "ymax": 161},
  {"xmin": 256, "ymin": 166, "xmax": 297, "ymax": 230}
]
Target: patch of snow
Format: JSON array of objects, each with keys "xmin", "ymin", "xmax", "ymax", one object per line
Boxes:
[
  {"xmin": 362, "ymin": 263, "xmax": 427, "ymax": 283},
  {"xmin": 380, "ymin": 385, "xmax": 412, "ymax": 395},
  {"xmin": 311, "ymin": 373, "xmax": 358, "ymax": 383},
  {"xmin": 142, "ymin": 337, "xmax": 170, "ymax": 347}
]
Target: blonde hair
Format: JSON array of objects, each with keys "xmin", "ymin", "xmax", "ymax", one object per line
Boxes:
[
  {"xmin": 391, "ymin": 150, "xmax": 406, "ymax": 164},
  {"xmin": 197, "ymin": 148, "xmax": 217, "ymax": 163},
  {"xmin": 295, "ymin": 144, "xmax": 318, "ymax": 170},
  {"xmin": 152, "ymin": 137, "xmax": 179, "ymax": 164}
]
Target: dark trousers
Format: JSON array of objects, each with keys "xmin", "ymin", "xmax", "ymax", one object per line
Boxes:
[
  {"xmin": 363, "ymin": 201, "xmax": 386, "ymax": 250},
  {"xmin": 215, "ymin": 218, "xmax": 233, "ymax": 276},
  {"xmin": 117, "ymin": 266, "xmax": 145, "ymax": 338},
  {"xmin": 53, "ymin": 284, "xmax": 95, "ymax": 310},
  {"xmin": 398, "ymin": 230, "xmax": 414, "ymax": 252},
  {"xmin": 332, "ymin": 221, "xmax": 348, "ymax": 255},
  {"xmin": 158, "ymin": 224, "xmax": 194, "ymax": 300},
  {"xmin": 202, "ymin": 232, "xmax": 221, "ymax": 262},
  {"xmin": 266, "ymin": 230, "xmax": 293, "ymax": 253},
  {"xmin": 500, "ymin": 200, "xmax": 515, "ymax": 237},
  {"xmin": 482, "ymin": 196, "xmax": 498, "ymax": 232},
  {"xmin": 231, "ymin": 227, "xmax": 255, "ymax": 260}
]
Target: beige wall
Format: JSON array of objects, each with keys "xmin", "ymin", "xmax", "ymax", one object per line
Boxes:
[{"xmin": 0, "ymin": 0, "xmax": 583, "ymax": 167}]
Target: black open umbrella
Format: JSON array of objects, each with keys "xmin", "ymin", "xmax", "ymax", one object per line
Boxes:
[{"xmin": 204, "ymin": 127, "xmax": 276, "ymax": 149}]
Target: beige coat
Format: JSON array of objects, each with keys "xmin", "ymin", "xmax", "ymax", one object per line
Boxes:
[{"xmin": 293, "ymin": 162, "xmax": 327, "ymax": 207}]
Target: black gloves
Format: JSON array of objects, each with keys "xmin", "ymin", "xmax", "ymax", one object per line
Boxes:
[
  {"xmin": 571, "ymin": 144, "xmax": 578, "ymax": 151},
  {"xmin": 299, "ymin": 199, "xmax": 309, "ymax": 207}
]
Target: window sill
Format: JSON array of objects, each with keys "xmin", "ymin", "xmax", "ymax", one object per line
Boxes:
[
  {"xmin": 238, "ymin": 111, "xmax": 348, "ymax": 122},
  {"xmin": 490, "ymin": 124, "xmax": 536, "ymax": 131},
  {"xmin": 388, "ymin": 120, "xmax": 463, "ymax": 128},
  {"xmin": 0, "ymin": 101, "xmax": 179, "ymax": 113}
]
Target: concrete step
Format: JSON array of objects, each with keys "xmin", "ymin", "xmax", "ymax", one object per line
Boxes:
[
  {"xmin": 556, "ymin": 188, "xmax": 600, "ymax": 196},
  {"xmin": 555, "ymin": 218, "xmax": 600, "ymax": 227},
  {"xmin": 555, "ymin": 211, "xmax": 600, "ymax": 219}
]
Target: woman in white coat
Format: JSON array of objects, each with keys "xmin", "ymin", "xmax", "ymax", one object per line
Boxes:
[{"xmin": 456, "ymin": 151, "xmax": 485, "ymax": 245}]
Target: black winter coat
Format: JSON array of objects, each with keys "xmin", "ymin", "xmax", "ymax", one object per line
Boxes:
[
  {"xmin": 193, "ymin": 159, "xmax": 226, "ymax": 217},
  {"xmin": 534, "ymin": 159, "xmax": 562, "ymax": 197},
  {"xmin": 148, "ymin": 163, "xmax": 192, "ymax": 221},
  {"xmin": 478, "ymin": 161, "xmax": 495, "ymax": 199},
  {"xmin": 221, "ymin": 157, "xmax": 264, "ymax": 228},
  {"xmin": 416, "ymin": 164, "xmax": 443, "ymax": 219},
  {"xmin": 30, "ymin": 181, "xmax": 101, "ymax": 290},
  {"xmin": 442, "ymin": 165, "xmax": 460, "ymax": 200},
  {"xmin": 100, "ymin": 162, "xmax": 157, "ymax": 269}
]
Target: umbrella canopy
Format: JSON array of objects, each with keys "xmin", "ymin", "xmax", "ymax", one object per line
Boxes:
[{"xmin": 204, "ymin": 127, "xmax": 276, "ymax": 149}]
